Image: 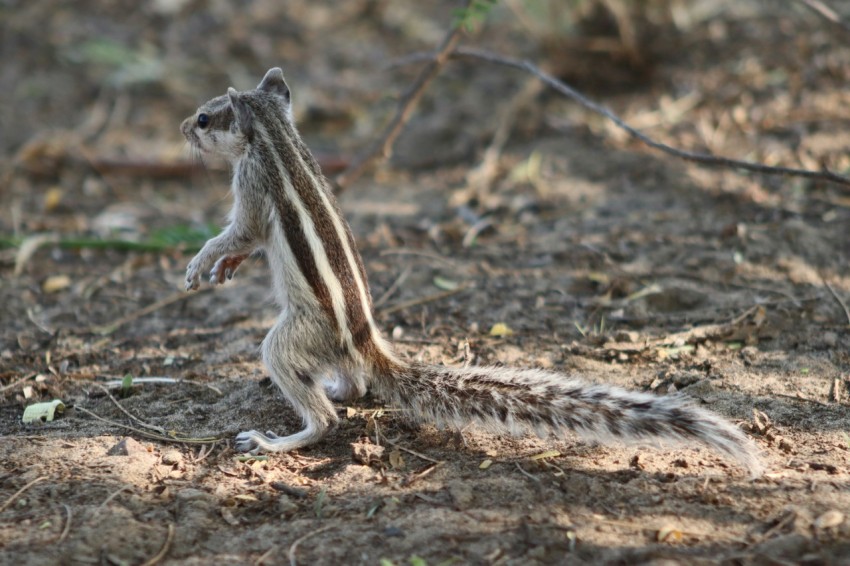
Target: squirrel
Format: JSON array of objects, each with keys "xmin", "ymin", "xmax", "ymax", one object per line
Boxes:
[{"xmin": 181, "ymin": 68, "xmax": 763, "ymax": 477}]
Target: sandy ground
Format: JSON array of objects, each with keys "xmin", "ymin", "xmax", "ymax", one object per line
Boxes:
[{"xmin": 2, "ymin": 1, "xmax": 850, "ymax": 564}]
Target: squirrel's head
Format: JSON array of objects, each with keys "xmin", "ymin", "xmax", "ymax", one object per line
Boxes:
[{"xmin": 181, "ymin": 67, "xmax": 293, "ymax": 163}]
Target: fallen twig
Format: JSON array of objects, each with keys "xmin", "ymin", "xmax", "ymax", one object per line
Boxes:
[
  {"xmin": 379, "ymin": 283, "xmax": 472, "ymax": 316},
  {"xmin": 821, "ymin": 275, "xmax": 850, "ymax": 326},
  {"xmin": 255, "ymin": 545, "xmax": 277, "ymax": 566},
  {"xmin": 0, "ymin": 476, "xmax": 46, "ymax": 514},
  {"xmin": 75, "ymin": 405, "xmax": 221, "ymax": 445},
  {"xmin": 95, "ymin": 485, "xmax": 131, "ymax": 514},
  {"xmin": 373, "ymin": 265, "xmax": 413, "ymax": 308},
  {"xmin": 92, "ymin": 383, "xmax": 167, "ymax": 435},
  {"xmin": 90, "ymin": 289, "xmax": 211, "ymax": 335},
  {"xmin": 334, "ymin": 1, "xmax": 472, "ymax": 191},
  {"xmin": 797, "ymin": 0, "xmax": 850, "ymax": 35},
  {"xmin": 384, "ymin": 438, "xmax": 443, "ymax": 465},
  {"xmin": 57, "ymin": 504, "xmax": 72, "ymax": 544},
  {"xmin": 379, "ymin": 248, "xmax": 458, "ymax": 268},
  {"xmin": 140, "ymin": 523, "xmax": 175, "ymax": 566},
  {"xmin": 288, "ymin": 525, "xmax": 333, "ymax": 566},
  {"xmin": 514, "ymin": 462, "xmax": 541, "ymax": 484},
  {"xmin": 4, "ymin": 234, "xmax": 199, "ymax": 257},
  {"xmin": 400, "ymin": 463, "xmax": 443, "ymax": 487},
  {"xmin": 774, "ymin": 392, "xmax": 831, "ymax": 408},
  {"xmin": 100, "ymin": 376, "xmax": 223, "ymax": 395},
  {"xmin": 0, "ymin": 373, "xmax": 35, "ymax": 394},
  {"xmin": 394, "ymin": 46, "xmax": 850, "ymax": 188}
]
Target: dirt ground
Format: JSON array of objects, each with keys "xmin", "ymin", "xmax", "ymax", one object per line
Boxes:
[{"xmin": 2, "ymin": 1, "xmax": 850, "ymax": 564}]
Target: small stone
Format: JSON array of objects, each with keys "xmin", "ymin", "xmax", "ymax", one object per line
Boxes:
[
  {"xmin": 814, "ymin": 510, "xmax": 844, "ymax": 530},
  {"xmin": 161, "ymin": 449, "xmax": 183, "ymax": 466},
  {"xmin": 778, "ymin": 437, "xmax": 794, "ymax": 454},
  {"xmin": 613, "ymin": 330, "xmax": 639, "ymax": 343},
  {"xmin": 383, "ymin": 526, "xmax": 404, "ymax": 538},
  {"xmin": 107, "ymin": 437, "xmax": 144, "ymax": 456},
  {"xmin": 351, "ymin": 442, "xmax": 384, "ymax": 465}
]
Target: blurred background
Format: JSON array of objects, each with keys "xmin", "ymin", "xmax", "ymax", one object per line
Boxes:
[{"xmin": 3, "ymin": 0, "xmax": 850, "ymax": 233}]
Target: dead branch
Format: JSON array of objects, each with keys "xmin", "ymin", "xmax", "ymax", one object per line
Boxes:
[
  {"xmin": 797, "ymin": 0, "xmax": 850, "ymax": 35},
  {"xmin": 393, "ymin": 46, "xmax": 850, "ymax": 189},
  {"xmin": 334, "ymin": 1, "xmax": 472, "ymax": 191}
]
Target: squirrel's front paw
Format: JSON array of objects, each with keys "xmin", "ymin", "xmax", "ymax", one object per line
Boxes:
[
  {"xmin": 185, "ymin": 258, "xmax": 203, "ymax": 291},
  {"xmin": 210, "ymin": 254, "xmax": 248, "ymax": 285}
]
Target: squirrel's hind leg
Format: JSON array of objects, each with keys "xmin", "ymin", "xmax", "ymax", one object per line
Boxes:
[{"xmin": 235, "ymin": 316, "xmax": 339, "ymax": 454}]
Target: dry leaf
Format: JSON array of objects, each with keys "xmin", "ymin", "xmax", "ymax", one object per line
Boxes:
[
  {"xmin": 389, "ymin": 448, "xmax": 405, "ymax": 470},
  {"xmin": 814, "ymin": 510, "xmax": 844, "ymax": 530},
  {"xmin": 657, "ymin": 524, "xmax": 683, "ymax": 543},
  {"xmin": 42, "ymin": 275, "xmax": 71, "ymax": 294},
  {"xmin": 489, "ymin": 323, "xmax": 514, "ymax": 337},
  {"xmin": 433, "ymin": 276, "xmax": 459, "ymax": 290},
  {"xmin": 351, "ymin": 442, "xmax": 384, "ymax": 465},
  {"xmin": 530, "ymin": 450, "xmax": 561, "ymax": 461},
  {"xmin": 44, "ymin": 187, "xmax": 64, "ymax": 212},
  {"xmin": 587, "ymin": 271, "xmax": 610, "ymax": 285}
]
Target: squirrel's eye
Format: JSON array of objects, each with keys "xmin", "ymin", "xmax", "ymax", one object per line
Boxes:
[{"xmin": 197, "ymin": 113, "xmax": 210, "ymax": 129}]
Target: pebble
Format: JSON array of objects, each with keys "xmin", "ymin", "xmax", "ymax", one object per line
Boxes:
[{"xmin": 161, "ymin": 449, "xmax": 184, "ymax": 466}]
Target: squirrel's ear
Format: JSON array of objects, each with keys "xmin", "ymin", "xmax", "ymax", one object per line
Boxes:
[
  {"xmin": 257, "ymin": 67, "xmax": 290, "ymax": 102},
  {"xmin": 228, "ymin": 87, "xmax": 253, "ymax": 137}
]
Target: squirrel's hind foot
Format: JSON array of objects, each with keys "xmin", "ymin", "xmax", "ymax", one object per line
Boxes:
[{"xmin": 234, "ymin": 425, "xmax": 329, "ymax": 454}]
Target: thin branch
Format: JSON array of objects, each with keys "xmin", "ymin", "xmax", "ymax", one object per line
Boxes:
[
  {"xmin": 395, "ymin": 46, "xmax": 850, "ymax": 188},
  {"xmin": 378, "ymin": 283, "xmax": 472, "ymax": 316},
  {"xmin": 384, "ymin": 437, "xmax": 443, "ymax": 464},
  {"xmin": 0, "ymin": 476, "xmax": 46, "ymax": 514},
  {"xmin": 95, "ymin": 485, "xmax": 131, "ymax": 514},
  {"xmin": 140, "ymin": 523, "xmax": 175, "ymax": 566},
  {"xmin": 334, "ymin": 1, "xmax": 471, "ymax": 191},
  {"xmin": 373, "ymin": 265, "xmax": 413, "ymax": 308},
  {"xmin": 821, "ymin": 275, "xmax": 850, "ymax": 326},
  {"xmin": 797, "ymin": 0, "xmax": 850, "ymax": 35},
  {"xmin": 514, "ymin": 462, "xmax": 541, "ymax": 484},
  {"xmin": 0, "ymin": 373, "xmax": 35, "ymax": 394},
  {"xmin": 288, "ymin": 525, "xmax": 334, "ymax": 566},
  {"xmin": 100, "ymin": 376, "xmax": 223, "ymax": 396},
  {"xmin": 57, "ymin": 504, "xmax": 72, "ymax": 543},
  {"xmin": 90, "ymin": 288, "xmax": 211, "ymax": 335},
  {"xmin": 75, "ymin": 405, "xmax": 221, "ymax": 444},
  {"xmin": 92, "ymin": 383, "xmax": 167, "ymax": 435}
]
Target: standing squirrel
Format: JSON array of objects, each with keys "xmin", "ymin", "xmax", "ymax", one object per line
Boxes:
[{"xmin": 181, "ymin": 68, "xmax": 763, "ymax": 476}]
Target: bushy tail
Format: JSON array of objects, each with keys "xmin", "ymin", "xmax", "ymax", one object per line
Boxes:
[{"xmin": 373, "ymin": 362, "xmax": 763, "ymax": 477}]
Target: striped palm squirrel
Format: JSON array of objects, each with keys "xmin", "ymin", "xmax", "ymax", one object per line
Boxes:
[{"xmin": 181, "ymin": 68, "xmax": 763, "ymax": 476}]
